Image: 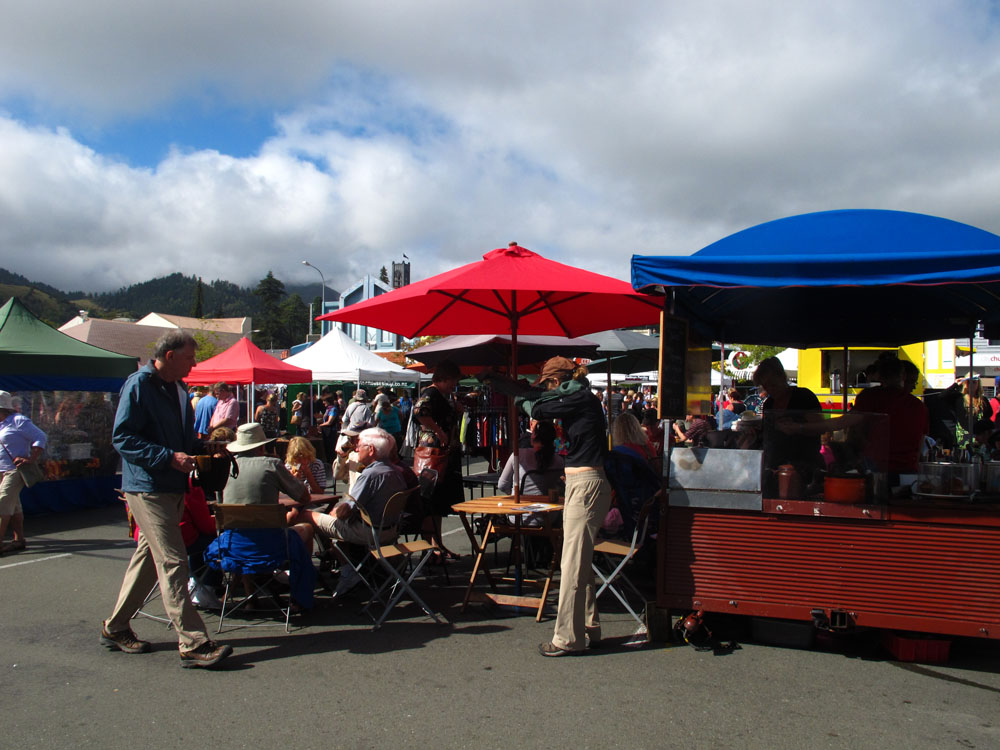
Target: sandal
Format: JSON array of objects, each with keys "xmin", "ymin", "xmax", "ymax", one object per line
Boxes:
[
  {"xmin": 429, "ymin": 550, "xmax": 446, "ymax": 565},
  {"xmin": 0, "ymin": 541, "xmax": 26, "ymax": 555}
]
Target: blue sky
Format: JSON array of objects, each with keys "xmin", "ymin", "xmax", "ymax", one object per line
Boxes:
[
  {"xmin": 4, "ymin": 97, "xmax": 278, "ymax": 167},
  {"xmin": 1, "ymin": 1, "xmax": 999, "ymax": 293}
]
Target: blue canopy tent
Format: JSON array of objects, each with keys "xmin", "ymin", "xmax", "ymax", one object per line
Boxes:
[
  {"xmin": 631, "ymin": 209, "xmax": 1000, "ymax": 347},
  {"xmin": 631, "ymin": 212, "xmax": 1000, "ymax": 641}
]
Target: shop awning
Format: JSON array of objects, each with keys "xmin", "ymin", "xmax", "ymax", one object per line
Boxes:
[
  {"xmin": 0, "ymin": 297, "xmax": 138, "ymax": 391},
  {"xmin": 631, "ymin": 209, "xmax": 1000, "ymax": 347}
]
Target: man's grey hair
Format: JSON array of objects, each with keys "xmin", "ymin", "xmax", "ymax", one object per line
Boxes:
[
  {"xmin": 153, "ymin": 330, "xmax": 197, "ymax": 361},
  {"xmin": 358, "ymin": 427, "xmax": 395, "ymax": 460}
]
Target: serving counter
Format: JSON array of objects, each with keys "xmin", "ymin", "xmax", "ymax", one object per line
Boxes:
[{"xmin": 659, "ymin": 446, "xmax": 1000, "ymax": 639}]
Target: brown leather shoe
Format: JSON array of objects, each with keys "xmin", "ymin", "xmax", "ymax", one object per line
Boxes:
[
  {"xmin": 538, "ymin": 641, "xmax": 582, "ymax": 657},
  {"xmin": 100, "ymin": 623, "xmax": 152, "ymax": 654},
  {"xmin": 179, "ymin": 640, "xmax": 233, "ymax": 669}
]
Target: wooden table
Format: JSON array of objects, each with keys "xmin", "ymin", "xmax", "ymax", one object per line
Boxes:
[
  {"xmin": 452, "ymin": 495, "xmax": 563, "ymax": 621},
  {"xmin": 279, "ymin": 492, "xmax": 339, "ymax": 508}
]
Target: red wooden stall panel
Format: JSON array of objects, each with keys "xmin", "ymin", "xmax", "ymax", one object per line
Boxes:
[{"xmin": 661, "ymin": 506, "xmax": 1000, "ymax": 639}]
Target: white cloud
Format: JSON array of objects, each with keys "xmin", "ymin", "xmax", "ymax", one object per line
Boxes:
[{"xmin": 1, "ymin": 1, "xmax": 1000, "ymax": 293}]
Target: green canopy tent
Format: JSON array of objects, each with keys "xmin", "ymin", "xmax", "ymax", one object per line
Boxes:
[
  {"xmin": 0, "ymin": 298, "xmax": 138, "ymax": 513},
  {"xmin": 0, "ymin": 297, "xmax": 138, "ymax": 391}
]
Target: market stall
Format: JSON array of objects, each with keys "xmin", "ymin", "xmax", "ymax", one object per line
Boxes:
[
  {"xmin": 0, "ymin": 298, "xmax": 139, "ymax": 513},
  {"xmin": 631, "ymin": 209, "xmax": 1000, "ymax": 642}
]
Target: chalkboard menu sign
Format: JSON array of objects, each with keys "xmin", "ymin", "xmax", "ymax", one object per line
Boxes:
[{"xmin": 658, "ymin": 313, "xmax": 688, "ymax": 418}]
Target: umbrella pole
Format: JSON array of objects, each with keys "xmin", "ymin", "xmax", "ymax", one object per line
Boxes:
[
  {"xmin": 607, "ymin": 356, "xmax": 612, "ymax": 449},
  {"xmin": 842, "ymin": 347, "xmax": 849, "ymax": 414},
  {"xmin": 511, "ymin": 309, "xmax": 521, "ymax": 503},
  {"xmin": 719, "ymin": 340, "xmax": 725, "ymax": 417},
  {"xmin": 969, "ymin": 323, "xmax": 977, "ymax": 443}
]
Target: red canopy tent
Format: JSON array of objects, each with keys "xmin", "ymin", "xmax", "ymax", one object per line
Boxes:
[{"xmin": 185, "ymin": 337, "xmax": 312, "ymax": 385}]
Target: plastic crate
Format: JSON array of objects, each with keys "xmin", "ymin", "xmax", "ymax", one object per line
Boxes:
[{"xmin": 881, "ymin": 630, "xmax": 951, "ymax": 663}]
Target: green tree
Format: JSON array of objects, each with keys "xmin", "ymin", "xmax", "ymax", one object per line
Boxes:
[
  {"xmin": 379, "ymin": 266, "xmax": 389, "ymax": 284},
  {"xmin": 277, "ymin": 294, "xmax": 309, "ymax": 347},
  {"xmin": 190, "ymin": 277, "xmax": 204, "ymax": 318},
  {"xmin": 311, "ymin": 295, "xmax": 322, "ymax": 335},
  {"xmin": 253, "ymin": 271, "xmax": 286, "ymax": 348},
  {"xmin": 738, "ymin": 344, "xmax": 785, "ymax": 365},
  {"xmin": 713, "ymin": 344, "xmax": 786, "ymax": 379},
  {"xmin": 191, "ymin": 329, "xmax": 226, "ymax": 361}
]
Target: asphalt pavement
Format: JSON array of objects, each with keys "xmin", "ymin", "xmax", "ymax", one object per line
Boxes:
[{"xmin": 4, "ymin": 472, "xmax": 1000, "ymax": 750}]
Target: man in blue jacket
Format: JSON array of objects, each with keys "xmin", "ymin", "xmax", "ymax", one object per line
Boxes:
[{"xmin": 100, "ymin": 331, "xmax": 232, "ymax": 669}]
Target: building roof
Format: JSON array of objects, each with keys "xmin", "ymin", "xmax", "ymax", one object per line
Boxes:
[
  {"xmin": 59, "ymin": 317, "xmax": 243, "ymax": 362},
  {"xmin": 136, "ymin": 312, "xmax": 249, "ymax": 335}
]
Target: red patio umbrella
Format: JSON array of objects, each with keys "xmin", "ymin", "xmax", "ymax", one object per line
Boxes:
[
  {"xmin": 319, "ymin": 243, "xmax": 660, "ymax": 339},
  {"xmin": 320, "ymin": 243, "xmax": 661, "ymax": 500}
]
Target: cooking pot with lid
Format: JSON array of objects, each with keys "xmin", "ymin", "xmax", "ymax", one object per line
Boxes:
[{"xmin": 823, "ymin": 475, "xmax": 867, "ymax": 504}]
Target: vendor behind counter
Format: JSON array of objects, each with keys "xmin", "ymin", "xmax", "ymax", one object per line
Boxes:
[
  {"xmin": 852, "ymin": 357, "xmax": 928, "ymax": 474},
  {"xmin": 753, "ymin": 356, "xmax": 823, "ymax": 492}
]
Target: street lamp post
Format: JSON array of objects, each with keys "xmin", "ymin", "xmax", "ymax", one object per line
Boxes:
[{"xmin": 302, "ymin": 260, "xmax": 326, "ymax": 338}]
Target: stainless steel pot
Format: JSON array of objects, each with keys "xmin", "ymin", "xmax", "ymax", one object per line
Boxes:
[
  {"xmin": 915, "ymin": 462, "xmax": 978, "ymax": 496},
  {"xmin": 983, "ymin": 461, "xmax": 1000, "ymax": 494}
]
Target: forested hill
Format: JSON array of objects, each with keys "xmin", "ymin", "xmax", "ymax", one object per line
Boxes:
[
  {"xmin": 87, "ymin": 273, "xmax": 261, "ymax": 319},
  {"xmin": 0, "ymin": 267, "xmax": 338, "ymax": 347},
  {"xmin": 0, "ymin": 268, "xmax": 85, "ymax": 300}
]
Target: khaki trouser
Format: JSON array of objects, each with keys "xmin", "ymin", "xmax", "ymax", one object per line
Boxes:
[
  {"xmin": 551, "ymin": 468, "xmax": 612, "ymax": 651},
  {"xmin": 106, "ymin": 492, "xmax": 209, "ymax": 652},
  {"xmin": 0, "ymin": 470, "xmax": 25, "ymax": 516}
]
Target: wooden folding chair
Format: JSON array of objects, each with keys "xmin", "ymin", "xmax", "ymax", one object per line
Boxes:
[
  {"xmin": 591, "ymin": 494, "xmax": 658, "ymax": 627},
  {"xmin": 358, "ymin": 487, "xmax": 448, "ymax": 631},
  {"xmin": 211, "ymin": 503, "xmax": 294, "ymax": 634}
]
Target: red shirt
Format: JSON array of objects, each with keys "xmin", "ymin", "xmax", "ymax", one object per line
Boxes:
[
  {"xmin": 853, "ymin": 386, "xmax": 929, "ymax": 472},
  {"xmin": 131, "ymin": 481, "xmax": 215, "ymax": 547}
]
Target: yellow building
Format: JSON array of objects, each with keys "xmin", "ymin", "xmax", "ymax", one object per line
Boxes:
[{"xmin": 796, "ymin": 341, "xmax": 957, "ymax": 411}]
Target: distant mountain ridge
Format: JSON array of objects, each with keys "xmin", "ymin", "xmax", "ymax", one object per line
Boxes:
[{"xmin": 0, "ymin": 268, "xmax": 338, "ymax": 327}]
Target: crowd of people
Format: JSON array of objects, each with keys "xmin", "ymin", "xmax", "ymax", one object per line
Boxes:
[
  {"xmin": 11, "ymin": 324, "xmax": 991, "ymax": 668},
  {"xmin": 98, "ymin": 330, "xmax": 425, "ymax": 669},
  {"xmin": 87, "ymin": 331, "xmax": 667, "ymax": 666}
]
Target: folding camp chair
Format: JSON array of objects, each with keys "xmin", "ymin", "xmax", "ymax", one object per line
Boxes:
[
  {"xmin": 210, "ymin": 503, "xmax": 295, "ymax": 634},
  {"xmin": 358, "ymin": 486, "xmax": 448, "ymax": 630},
  {"xmin": 133, "ymin": 565, "xmax": 217, "ymax": 626},
  {"xmin": 327, "ymin": 486, "xmax": 416, "ymax": 611},
  {"xmin": 123, "ymin": 496, "xmax": 216, "ymax": 627},
  {"xmin": 591, "ymin": 494, "xmax": 659, "ymax": 626}
]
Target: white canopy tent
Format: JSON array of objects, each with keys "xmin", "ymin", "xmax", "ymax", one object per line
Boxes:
[{"xmin": 284, "ymin": 327, "xmax": 423, "ymax": 385}]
